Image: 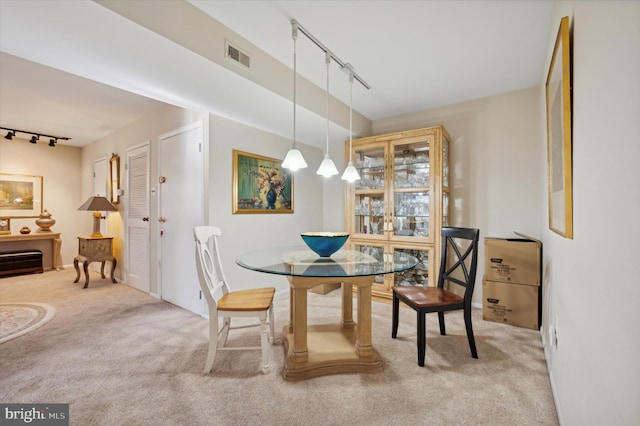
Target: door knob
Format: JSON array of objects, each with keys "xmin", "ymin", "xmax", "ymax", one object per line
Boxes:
[
  {"xmin": 142, "ymin": 217, "xmax": 149, "ymax": 222},
  {"xmin": 158, "ymin": 217, "xmax": 166, "ymax": 223}
]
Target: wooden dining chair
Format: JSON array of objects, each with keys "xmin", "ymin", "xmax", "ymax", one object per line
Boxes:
[
  {"xmin": 194, "ymin": 226, "xmax": 276, "ymax": 374},
  {"xmin": 392, "ymin": 227, "xmax": 480, "ymax": 366}
]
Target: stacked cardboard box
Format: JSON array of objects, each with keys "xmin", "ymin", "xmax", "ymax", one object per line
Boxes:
[{"xmin": 482, "ymin": 233, "xmax": 542, "ymax": 330}]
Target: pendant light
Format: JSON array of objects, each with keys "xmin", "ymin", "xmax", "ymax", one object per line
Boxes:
[
  {"xmin": 316, "ymin": 51, "xmax": 339, "ymax": 177},
  {"xmin": 282, "ymin": 21, "xmax": 308, "ymax": 171},
  {"xmin": 341, "ymin": 69, "xmax": 361, "ymax": 182}
]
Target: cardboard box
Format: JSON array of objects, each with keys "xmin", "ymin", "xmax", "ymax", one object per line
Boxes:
[
  {"xmin": 482, "ymin": 280, "xmax": 540, "ymax": 330},
  {"xmin": 484, "ymin": 235, "xmax": 541, "ymax": 286}
]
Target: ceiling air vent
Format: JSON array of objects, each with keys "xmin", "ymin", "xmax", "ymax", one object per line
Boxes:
[{"xmin": 225, "ymin": 41, "xmax": 251, "ymax": 70}]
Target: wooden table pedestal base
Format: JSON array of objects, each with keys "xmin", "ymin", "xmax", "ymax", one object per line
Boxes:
[{"xmin": 282, "ymin": 277, "xmax": 383, "ymax": 381}]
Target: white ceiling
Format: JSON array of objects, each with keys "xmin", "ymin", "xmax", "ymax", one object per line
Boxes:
[{"xmin": 0, "ymin": 0, "xmax": 554, "ymax": 148}]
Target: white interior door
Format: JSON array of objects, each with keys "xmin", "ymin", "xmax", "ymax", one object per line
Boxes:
[
  {"xmin": 159, "ymin": 124, "xmax": 204, "ymax": 315},
  {"xmin": 126, "ymin": 143, "xmax": 150, "ymax": 293}
]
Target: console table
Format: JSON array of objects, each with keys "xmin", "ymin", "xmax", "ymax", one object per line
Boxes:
[
  {"xmin": 73, "ymin": 236, "xmax": 117, "ymax": 288},
  {"xmin": 0, "ymin": 232, "xmax": 63, "ymax": 271}
]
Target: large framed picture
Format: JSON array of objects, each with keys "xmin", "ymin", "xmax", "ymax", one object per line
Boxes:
[
  {"xmin": 232, "ymin": 150, "xmax": 293, "ymax": 214},
  {"xmin": 546, "ymin": 16, "xmax": 573, "ymax": 239},
  {"xmin": 0, "ymin": 173, "xmax": 43, "ymax": 218}
]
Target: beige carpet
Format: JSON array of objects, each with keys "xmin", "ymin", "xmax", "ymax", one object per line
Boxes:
[{"xmin": 0, "ymin": 269, "xmax": 558, "ymax": 425}]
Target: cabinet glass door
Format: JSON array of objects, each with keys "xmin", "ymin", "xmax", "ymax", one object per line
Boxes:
[
  {"xmin": 352, "ymin": 144, "xmax": 387, "ymax": 238},
  {"xmin": 350, "ymin": 242, "xmax": 388, "ymax": 293},
  {"xmin": 390, "ymin": 138, "xmax": 432, "ymax": 242},
  {"xmin": 392, "ymin": 246, "xmax": 432, "ymax": 288}
]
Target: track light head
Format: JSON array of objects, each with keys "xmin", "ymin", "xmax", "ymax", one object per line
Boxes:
[
  {"xmin": 49, "ymin": 138, "xmax": 56, "ymax": 147},
  {"xmin": 30, "ymin": 135, "xmax": 38, "ymax": 144},
  {"xmin": 4, "ymin": 130, "xmax": 14, "ymax": 140}
]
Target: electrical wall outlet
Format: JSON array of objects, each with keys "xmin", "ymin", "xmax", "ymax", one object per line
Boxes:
[
  {"xmin": 547, "ymin": 316, "xmax": 559, "ymax": 349},
  {"xmin": 548, "ymin": 325, "xmax": 557, "ymax": 348}
]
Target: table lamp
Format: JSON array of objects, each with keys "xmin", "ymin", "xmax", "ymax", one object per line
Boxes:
[{"xmin": 77, "ymin": 195, "xmax": 118, "ymax": 237}]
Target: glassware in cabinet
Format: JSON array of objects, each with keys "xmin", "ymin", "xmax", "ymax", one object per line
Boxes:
[
  {"xmin": 392, "ymin": 246, "xmax": 432, "ymax": 288},
  {"xmin": 393, "ymin": 192, "xmax": 430, "ymax": 238},
  {"xmin": 354, "ymin": 146, "xmax": 386, "ymax": 191},
  {"xmin": 350, "ymin": 242, "xmax": 388, "ymax": 293},
  {"xmin": 353, "ymin": 194, "xmax": 385, "ymax": 235}
]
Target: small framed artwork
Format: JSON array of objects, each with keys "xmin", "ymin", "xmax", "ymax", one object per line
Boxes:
[
  {"xmin": 0, "ymin": 217, "xmax": 10, "ymax": 235},
  {"xmin": 232, "ymin": 150, "xmax": 293, "ymax": 214},
  {"xmin": 546, "ymin": 16, "xmax": 573, "ymax": 239},
  {"xmin": 0, "ymin": 173, "xmax": 43, "ymax": 218}
]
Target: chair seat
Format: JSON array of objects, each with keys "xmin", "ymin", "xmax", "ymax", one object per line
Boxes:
[
  {"xmin": 393, "ymin": 286, "xmax": 463, "ymax": 308},
  {"xmin": 218, "ymin": 287, "xmax": 275, "ymax": 312}
]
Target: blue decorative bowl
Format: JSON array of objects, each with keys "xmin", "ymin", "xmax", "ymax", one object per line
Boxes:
[{"xmin": 301, "ymin": 232, "xmax": 349, "ymax": 257}]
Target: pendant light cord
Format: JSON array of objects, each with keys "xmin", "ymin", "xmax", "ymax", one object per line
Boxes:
[
  {"xmin": 293, "ymin": 25, "xmax": 298, "ymax": 149},
  {"xmin": 325, "ymin": 52, "xmax": 331, "ymax": 155},
  {"xmin": 349, "ymin": 72, "xmax": 353, "ymax": 162}
]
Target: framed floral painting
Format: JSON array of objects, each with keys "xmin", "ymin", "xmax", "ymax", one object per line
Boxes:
[{"xmin": 232, "ymin": 150, "xmax": 293, "ymax": 214}]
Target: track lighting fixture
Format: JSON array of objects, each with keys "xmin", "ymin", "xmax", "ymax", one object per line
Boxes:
[
  {"xmin": 0, "ymin": 126, "xmax": 70, "ymax": 147},
  {"xmin": 282, "ymin": 19, "xmax": 369, "ymax": 178}
]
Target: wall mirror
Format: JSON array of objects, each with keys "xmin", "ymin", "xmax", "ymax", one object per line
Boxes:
[{"xmin": 110, "ymin": 153, "xmax": 120, "ymax": 204}]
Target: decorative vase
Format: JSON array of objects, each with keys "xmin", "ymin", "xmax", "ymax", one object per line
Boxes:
[
  {"xmin": 35, "ymin": 209, "xmax": 55, "ymax": 232},
  {"xmin": 20, "ymin": 226, "xmax": 31, "ymax": 234},
  {"xmin": 266, "ymin": 189, "xmax": 277, "ymax": 210}
]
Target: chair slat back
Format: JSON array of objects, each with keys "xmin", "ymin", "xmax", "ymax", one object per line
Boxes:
[
  {"xmin": 437, "ymin": 227, "xmax": 480, "ymax": 303},
  {"xmin": 194, "ymin": 226, "xmax": 231, "ymax": 310}
]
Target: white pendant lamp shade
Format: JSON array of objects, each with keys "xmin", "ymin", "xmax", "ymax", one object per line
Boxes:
[
  {"xmin": 282, "ymin": 147, "xmax": 307, "ymax": 171},
  {"xmin": 282, "ymin": 21, "xmax": 308, "ymax": 171},
  {"xmin": 317, "ymin": 153, "xmax": 339, "ymax": 177},
  {"xmin": 341, "ymin": 161, "xmax": 360, "ymax": 182},
  {"xmin": 341, "ymin": 70, "xmax": 361, "ymax": 182}
]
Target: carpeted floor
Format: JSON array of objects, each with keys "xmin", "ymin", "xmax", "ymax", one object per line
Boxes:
[{"xmin": 0, "ymin": 269, "xmax": 558, "ymax": 425}]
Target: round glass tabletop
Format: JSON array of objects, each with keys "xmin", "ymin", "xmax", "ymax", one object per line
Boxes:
[{"xmin": 236, "ymin": 246, "xmax": 418, "ymax": 278}]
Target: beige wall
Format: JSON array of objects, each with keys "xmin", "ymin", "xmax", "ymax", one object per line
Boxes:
[
  {"xmin": 539, "ymin": 1, "xmax": 640, "ymax": 424},
  {"xmin": 0, "ymin": 136, "xmax": 82, "ymax": 265},
  {"xmin": 81, "ymin": 103, "xmax": 207, "ymax": 294},
  {"xmin": 374, "ymin": 2, "xmax": 640, "ymax": 423},
  {"xmin": 373, "ymin": 86, "xmax": 544, "ymax": 305},
  {"xmin": 81, "ymin": 105, "xmax": 325, "ymax": 296},
  {"xmin": 207, "ymin": 114, "xmax": 324, "ymax": 294}
]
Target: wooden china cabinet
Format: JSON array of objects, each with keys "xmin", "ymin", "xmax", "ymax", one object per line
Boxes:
[{"xmin": 344, "ymin": 125, "xmax": 450, "ymax": 301}]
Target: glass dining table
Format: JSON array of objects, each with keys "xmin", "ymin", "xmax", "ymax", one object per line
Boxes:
[{"xmin": 236, "ymin": 246, "xmax": 418, "ymax": 381}]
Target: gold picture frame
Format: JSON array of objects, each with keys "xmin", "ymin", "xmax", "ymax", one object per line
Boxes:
[
  {"xmin": 0, "ymin": 173, "xmax": 43, "ymax": 218},
  {"xmin": 110, "ymin": 153, "xmax": 120, "ymax": 204},
  {"xmin": 546, "ymin": 16, "xmax": 573, "ymax": 239},
  {"xmin": 232, "ymin": 150, "xmax": 293, "ymax": 214}
]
